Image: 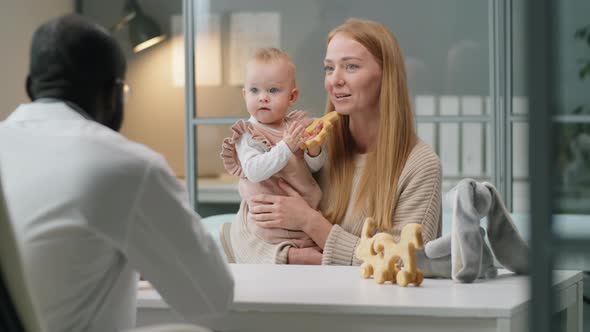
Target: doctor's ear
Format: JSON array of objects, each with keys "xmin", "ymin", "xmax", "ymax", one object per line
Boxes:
[
  {"xmin": 112, "ymin": 83, "xmax": 124, "ymax": 111},
  {"xmin": 96, "ymin": 80, "xmax": 124, "ymax": 132},
  {"xmin": 26, "ymin": 76, "xmax": 34, "ymax": 101},
  {"xmin": 289, "ymin": 88, "xmax": 299, "ymax": 105}
]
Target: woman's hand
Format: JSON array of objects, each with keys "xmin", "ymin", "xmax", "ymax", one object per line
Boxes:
[
  {"xmin": 248, "ymin": 180, "xmax": 334, "ymax": 249},
  {"xmin": 287, "ymin": 246, "xmax": 323, "ymax": 265},
  {"xmin": 248, "ymin": 179, "xmax": 318, "ymax": 232},
  {"xmin": 245, "ymin": 214, "xmax": 316, "ymax": 248}
]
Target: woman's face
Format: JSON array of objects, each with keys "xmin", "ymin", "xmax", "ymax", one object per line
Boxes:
[{"xmin": 324, "ymin": 33, "xmax": 382, "ymax": 116}]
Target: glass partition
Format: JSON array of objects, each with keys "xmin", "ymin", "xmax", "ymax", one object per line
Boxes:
[
  {"xmin": 526, "ymin": 0, "xmax": 590, "ymax": 330},
  {"xmin": 185, "ymin": 0, "xmax": 508, "ymax": 214},
  {"xmin": 550, "ymin": 0, "xmax": 590, "ymax": 329}
]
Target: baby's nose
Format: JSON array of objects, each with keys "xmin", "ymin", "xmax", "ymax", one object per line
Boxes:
[{"xmin": 259, "ymin": 93, "xmax": 269, "ymax": 102}]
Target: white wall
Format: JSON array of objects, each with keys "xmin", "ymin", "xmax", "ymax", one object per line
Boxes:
[{"xmin": 0, "ymin": 0, "xmax": 73, "ymax": 120}]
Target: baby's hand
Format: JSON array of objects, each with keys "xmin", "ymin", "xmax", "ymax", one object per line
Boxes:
[
  {"xmin": 283, "ymin": 121, "xmax": 305, "ymax": 153},
  {"xmin": 303, "ymin": 121, "xmax": 324, "ymax": 156}
]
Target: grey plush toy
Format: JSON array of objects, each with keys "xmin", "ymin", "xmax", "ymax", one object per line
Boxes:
[{"xmin": 417, "ymin": 179, "xmax": 529, "ymax": 283}]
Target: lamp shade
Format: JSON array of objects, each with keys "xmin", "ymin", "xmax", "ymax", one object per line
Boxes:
[{"xmin": 129, "ymin": 12, "xmax": 166, "ymax": 53}]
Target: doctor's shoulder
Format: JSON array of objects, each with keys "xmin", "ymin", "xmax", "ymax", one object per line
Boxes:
[{"xmin": 80, "ymin": 123, "xmax": 175, "ymax": 178}]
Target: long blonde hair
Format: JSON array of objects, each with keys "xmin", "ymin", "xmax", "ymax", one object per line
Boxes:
[{"xmin": 323, "ymin": 18, "xmax": 417, "ymax": 231}]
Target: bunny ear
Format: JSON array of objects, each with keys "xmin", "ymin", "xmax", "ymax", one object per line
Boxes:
[
  {"xmin": 483, "ymin": 182, "xmax": 529, "ymax": 274},
  {"xmin": 451, "ymin": 179, "xmax": 486, "ymax": 283}
]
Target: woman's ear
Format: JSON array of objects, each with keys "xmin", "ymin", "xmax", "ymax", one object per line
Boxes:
[{"xmin": 289, "ymin": 88, "xmax": 299, "ymax": 106}]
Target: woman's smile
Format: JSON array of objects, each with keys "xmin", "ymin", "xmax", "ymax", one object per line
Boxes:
[{"xmin": 334, "ymin": 93, "xmax": 352, "ymax": 101}]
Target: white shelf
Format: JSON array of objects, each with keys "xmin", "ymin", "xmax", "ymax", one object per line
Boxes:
[{"xmin": 197, "ymin": 178, "xmax": 240, "ymax": 203}]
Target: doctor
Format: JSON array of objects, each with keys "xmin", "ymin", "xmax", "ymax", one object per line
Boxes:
[{"xmin": 0, "ymin": 14, "xmax": 233, "ymax": 331}]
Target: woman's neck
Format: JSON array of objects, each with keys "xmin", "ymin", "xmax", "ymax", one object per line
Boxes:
[{"xmin": 348, "ymin": 110, "xmax": 379, "ymax": 154}]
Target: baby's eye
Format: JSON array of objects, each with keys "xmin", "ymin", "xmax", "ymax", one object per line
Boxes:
[
  {"xmin": 323, "ymin": 65, "xmax": 334, "ymax": 73},
  {"xmin": 249, "ymin": 87, "xmax": 259, "ymax": 93},
  {"xmin": 269, "ymin": 87, "xmax": 280, "ymax": 94},
  {"xmin": 345, "ymin": 64, "xmax": 359, "ymax": 72}
]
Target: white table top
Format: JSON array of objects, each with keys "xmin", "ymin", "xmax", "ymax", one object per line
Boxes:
[{"xmin": 138, "ymin": 264, "xmax": 582, "ymax": 319}]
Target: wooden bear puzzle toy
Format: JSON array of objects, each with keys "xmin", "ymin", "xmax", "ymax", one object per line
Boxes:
[
  {"xmin": 354, "ymin": 217, "xmax": 425, "ymax": 287},
  {"xmin": 300, "ymin": 112, "xmax": 341, "ymax": 150}
]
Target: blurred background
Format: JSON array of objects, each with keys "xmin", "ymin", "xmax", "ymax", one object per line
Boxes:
[{"xmin": 0, "ymin": 1, "xmax": 588, "ymax": 330}]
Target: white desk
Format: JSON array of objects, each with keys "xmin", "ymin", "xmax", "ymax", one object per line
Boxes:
[{"xmin": 137, "ymin": 265, "xmax": 583, "ymax": 332}]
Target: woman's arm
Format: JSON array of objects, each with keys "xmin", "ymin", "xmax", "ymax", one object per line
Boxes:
[
  {"xmin": 287, "ymin": 246, "xmax": 323, "ymax": 265},
  {"xmin": 390, "ymin": 144, "xmax": 442, "ymax": 243},
  {"xmin": 249, "ymin": 180, "xmax": 334, "ymax": 248},
  {"xmin": 249, "ymin": 180, "xmax": 363, "ymax": 265},
  {"xmin": 319, "ymin": 143, "xmax": 443, "ymax": 265},
  {"xmin": 230, "ymin": 206, "xmax": 295, "ymax": 264}
]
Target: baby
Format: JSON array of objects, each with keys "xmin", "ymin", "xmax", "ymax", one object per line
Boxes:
[{"xmin": 220, "ymin": 48, "xmax": 325, "ymax": 263}]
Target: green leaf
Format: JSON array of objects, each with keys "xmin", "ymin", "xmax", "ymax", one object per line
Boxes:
[{"xmin": 573, "ymin": 105, "xmax": 584, "ymax": 114}]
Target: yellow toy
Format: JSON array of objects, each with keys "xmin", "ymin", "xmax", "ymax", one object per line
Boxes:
[
  {"xmin": 300, "ymin": 112, "xmax": 341, "ymax": 150},
  {"xmin": 354, "ymin": 217, "xmax": 425, "ymax": 287}
]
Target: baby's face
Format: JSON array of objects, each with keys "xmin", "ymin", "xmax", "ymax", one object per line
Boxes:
[{"xmin": 242, "ymin": 60, "xmax": 297, "ymax": 128}]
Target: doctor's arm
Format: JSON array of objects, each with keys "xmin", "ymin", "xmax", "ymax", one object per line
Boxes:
[{"xmin": 124, "ymin": 158, "xmax": 234, "ymax": 322}]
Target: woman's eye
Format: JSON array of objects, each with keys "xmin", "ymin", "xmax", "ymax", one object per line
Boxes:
[
  {"xmin": 269, "ymin": 87, "xmax": 280, "ymax": 93},
  {"xmin": 324, "ymin": 65, "xmax": 334, "ymax": 73},
  {"xmin": 346, "ymin": 64, "xmax": 359, "ymax": 72},
  {"xmin": 250, "ymin": 87, "xmax": 258, "ymax": 93}
]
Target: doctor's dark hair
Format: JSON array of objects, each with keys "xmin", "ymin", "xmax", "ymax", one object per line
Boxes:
[{"xmin": 27, "ymin": 14, "xmax": 126, "ymax": 118}]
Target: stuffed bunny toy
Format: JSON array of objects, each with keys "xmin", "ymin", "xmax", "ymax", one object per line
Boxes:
[{"xmin": 417, "ymin": 179, "xmax": 529, "ymax": 283}]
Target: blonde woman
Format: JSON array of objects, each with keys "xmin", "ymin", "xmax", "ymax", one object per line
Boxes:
[{"xmin": 231, "ymin": 18, "xmax": 442, "ymax": 265}]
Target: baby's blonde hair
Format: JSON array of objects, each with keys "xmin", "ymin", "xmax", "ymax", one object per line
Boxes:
[{"xmin": 247, "ymin": 47, "xmax": 297, "ymax": 85}]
